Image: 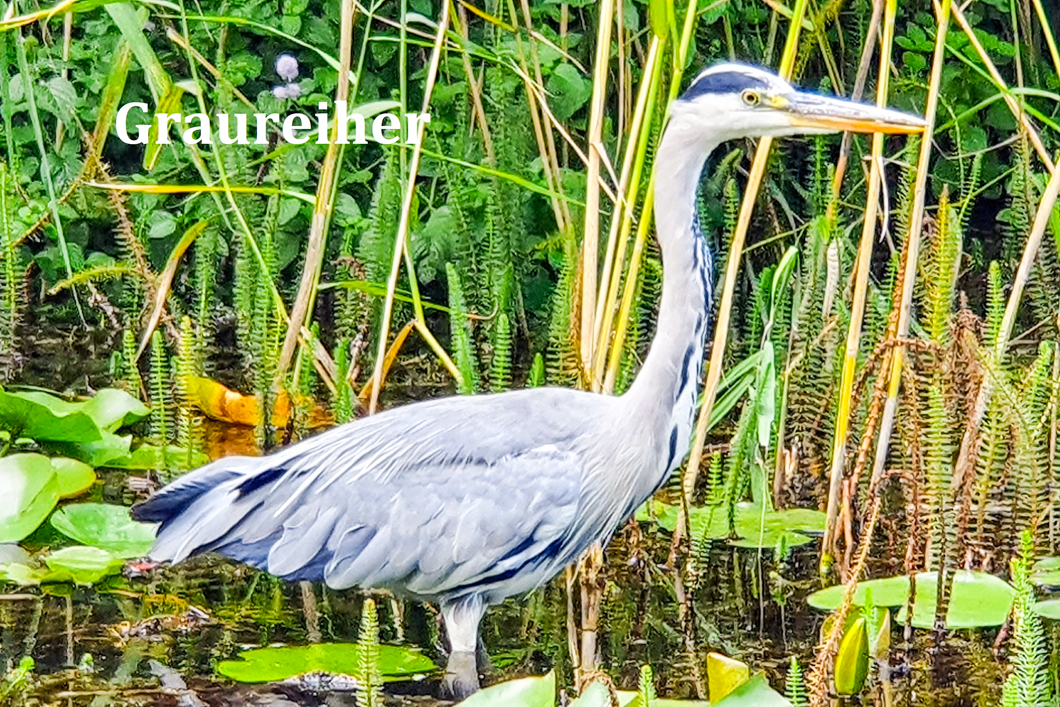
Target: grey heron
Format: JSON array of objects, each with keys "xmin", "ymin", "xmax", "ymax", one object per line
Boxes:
[{"xmin": 132, "ymin": 63, "xmax": 922, "ymax": 697}]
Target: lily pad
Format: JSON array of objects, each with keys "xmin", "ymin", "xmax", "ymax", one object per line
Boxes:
[
  {"xmin": 638, "ymin": 501, "xmax": 825, "ymax": 549},
  {"xmin": 0, "ymin": 454, "xmax": 61, "ymax": 543},
  {"xmin": 51, "ymin": 457, "xmax": 96, "ymax": 499},
  {"xmin": 216, "ymin": 644, "xmax": 436, "ymax": 683},
  {"xmin": 456, "ymin": 672, "xmax": 555, "ymax": 707},
  {"xmin": 49, "ymin": 503, "xmax": 157, "ymax": 558},
  {"xmin": 103, "ymin": 443, "xmax": 209, "ymax": 470},
  {"xmin": 619, "ymin": 674, "xmax": 784, "ymax": 706},
  {"xmin": 75, "ymin": 388, "xmax": 150, "ymax": 431},
  {"xmin": 808, "ymin": 571, "xmax": 1014, "ymax": 629},
  {"xmin": 1032, "ymin": 599, "xmax": 1060, "ymax": 620},
  {"xmin": 570, "ymin": 682, "xmax": 611, "ymax": 707},
  {"xmin": 44, "ymin": 546, "xmax": 123, "ymax": 584},
  {"xmin": 47, "ymin": 431, "xmax": 133, "ymax": 467},
  {"xmin": 0, "ymin": 388, "xmax": 103, "ymax": 443},
  {"xmin": 0, "ymin": 562, "xmax": 53, "ymax": 585}
]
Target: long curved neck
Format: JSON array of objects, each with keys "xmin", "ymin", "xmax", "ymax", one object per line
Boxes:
[{"xmin": 622, "ymin": 119, "xmax": 718, "ymax": 490}]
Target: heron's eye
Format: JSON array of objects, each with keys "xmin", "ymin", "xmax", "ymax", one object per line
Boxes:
[{"xmin": 741, "ymin": 90, "xmax": 760, "ymax": 106}]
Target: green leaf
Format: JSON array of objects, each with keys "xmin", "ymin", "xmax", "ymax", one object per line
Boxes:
[
  {"xmin": 51, "ymin": 457, "xmax": 96, "ymax": 499},
  {"xmin": 102, "ymin": 443, "xmax": 209, "ymax": 470},
  {"xmin": 47, "ymin": 431, "xmax": 133, "ymax": 467},
  {"xmin": 570, "ymin": 681, "xmax": 612, "ymax": 707},
  {"xmin": 44, "ymin": 546, "xmax": 123, "ymax": 584},
  {"xmin": 455, "ymin": 672, "xmax": 555, "ymax": 707},
  {"xmin": 619, "ymin": 675, "xmax": 785, "ymax": 706},
  {"xmin": 638, "ymin": 501, "xmax": 825, "ymax": 549},
  {"xmin": 77, "ymin": 388, "xmax": 150, "ymax": 432},
  {"xmin": 216, "ymin": 644, "xmax": 436, "ymax": 683},
  {"xmin": 808, "ymin": 571, "xmax": 1014, "ymax": 629},
  {"xmin": 1031, "ymin": 599, "xmax": 1060, "ymax": 620},
  {"xmin": 49, "ymin": 503, "xmax": 156, "ymax": 558},
  {"xmin": 0, "ymin": 388, "xmax": 102, "ymax": 443},
  {"xmin": 834, "ymin": 617, "xmax": 868, "ymax": 695},
  {"xmin": 546, "ymin": 64, "xmax": 593, "ymax": 122},
  {"xmin": 0, "ymin": 454, "xmax": 61, "ymax": 543}
]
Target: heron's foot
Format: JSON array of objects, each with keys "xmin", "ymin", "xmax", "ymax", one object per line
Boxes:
[{"xmin": 443, "ymin": 650, "xmax": 479, "ymax": 700}]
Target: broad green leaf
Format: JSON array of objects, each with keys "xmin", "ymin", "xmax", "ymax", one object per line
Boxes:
[
  {"xmin": 0, "ymin": 454, "xmax": 61, "ymax": 543},
  {"xmin": 715, "ymin": 675, "xmax": 790, "ymax": 706},
  {"xmin": 1032, "ymin": 599, "xmax": 1060, "ymax": 620},
  {"xmin": 44, "ymin": 546, "xmax": 123, "ymax": 584},
  {"xmin": 708, "ymin": 653, "xmax": 750, "ymax": 703},
  {"xmin": 570, "ymin": 681, "xmax": 612, "ymax": 707},
  {"xmin": 216, "ymin": 644, "xmax": 436, "ymax": 683},
  {"xmin": 808, "ymin": 571, "xmax": 1014, "ymax": 629},
  {"xmin": 47, "ymin": 431, "xmax": 133, "ymax": 467},
  {"xmin": 619, "ymin": 675, "xmax": 786, "ymax": 706},
  {"xmin": 102, "ymin": 443, "xmax": 209, "ymax": 470},
  {"xmin": 0, "ymin": 388, "xmax": 102, "ymax": 443},
  {"xmin": 0, "ymin": 562, "xmax": 52, "ymax": 586},
  {"xmin": 638, "ymin": 501, "xmax": 824, "ymax": 549},
  {"xmin": 77, "ymin": 388, "xmax": 150, "ymax": 432},
  {"xmin": 51, "ymin": 457, "xmax": 96, "ymax": 499},
  {"xmin": 456, "ymin": 672, "xmax": 554, "ymax": 707},
  {"xmin": 49, "ymin": 503, "xmax": 157, "ymax": 558}
]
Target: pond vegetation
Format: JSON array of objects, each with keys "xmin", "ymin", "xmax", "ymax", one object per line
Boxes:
[{"xmin": 3, "ymin": 0, "xmax": 1060, "ymax": 704}]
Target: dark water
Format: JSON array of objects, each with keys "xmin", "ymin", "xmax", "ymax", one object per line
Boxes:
[{"xmin": 0, "ymin": 333, "xmax": 1008, "ymax": 706}]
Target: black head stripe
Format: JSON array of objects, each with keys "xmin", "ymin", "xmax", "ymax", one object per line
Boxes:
[{"xmin": 681, "ymin": 69, "xmax": 772, "ymax": 102}]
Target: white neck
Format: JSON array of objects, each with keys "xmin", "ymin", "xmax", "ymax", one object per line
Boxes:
[{"xmin": 620, "ymin": 118, "xmax": 719, "ymax": 496}]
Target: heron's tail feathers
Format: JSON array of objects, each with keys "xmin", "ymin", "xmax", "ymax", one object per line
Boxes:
[{"xmin": 131, "ymin": 455, "xmax": 262, "ymax": 563}]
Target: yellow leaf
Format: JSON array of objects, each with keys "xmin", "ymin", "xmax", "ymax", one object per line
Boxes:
[{"xmin": 707, "ymin": 652, "xmax": 750, "ymax": 704}]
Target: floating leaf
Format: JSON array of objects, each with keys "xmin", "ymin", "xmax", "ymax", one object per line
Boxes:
[
  {"xmin": 570, "ymin": 681, "xmax": 612, "ymax": 707},
  {"xmin": 456, "ymin": 672, "xmax": 554, "ymax": 707},
  {"xmin": 46, "ymin": 431, "xmax": 132, "ymax": 467},
  {"xmin": 0, "ymin": 388, "xmax": 101, "ymax": 443},
  {"xmin": 44, "ymin": 546, "xmax": 123, "ymax": 584},
  {"xmin": 808, "ymin": 571, "xmax": 1014, "ymax": 629},
  {"xmin": 1032, "ymin": 599, "xmax": 1060, "ymax": 620},
  {"xmin": 216, "ymin": 644, "xmax": 436, "ymax": 683},
  {"xmin": 638, "ymin": 501, "xmax": 825, "ymax": 549},
  {"xmin": 49, "ymin": 503, "xmax": 157, "ymax": 558},
  {"xmin": 0, "ymin": 454, "xmax": 61, "ymax": 543},
  {"xmin": 0, "ymin": 562, "xmax": 52, "ymax": 585},
  {"xmin": 708, "ymin": 652, "xmax": 750, "ymax": 703},
  {"xmin": 714, "ymin": 675, "xmax": 790, "ymax": 706},
  {"xmin": 102, "ymin": 443, "xmax": 210, "ymax": 470},
  {"xmin": 51, "ymin": 457, "xmax": 96, "ymax": 499},
  {"xmin": 75, "ymin": 388, "xmax": 150, "ymax": 431}
]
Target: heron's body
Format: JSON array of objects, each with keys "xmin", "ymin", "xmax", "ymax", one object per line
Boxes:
[{"xmin": 134, "ymin": 64, "xmax": 921, "ymax": 697}]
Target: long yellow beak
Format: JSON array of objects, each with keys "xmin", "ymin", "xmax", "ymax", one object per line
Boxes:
[{"xmin": 776, "ymin": 92, "xmax": 925, "ymax": 134}]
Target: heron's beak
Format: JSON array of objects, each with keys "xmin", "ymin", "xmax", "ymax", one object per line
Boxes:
[{"xmin": 775, "ymin": 92, "xmax": 925, "ymax": 134}]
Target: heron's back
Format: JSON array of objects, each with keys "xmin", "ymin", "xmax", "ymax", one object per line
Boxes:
[{"xmin": 134, "ymin": 387, "xmax": 631, "ymax": 603}]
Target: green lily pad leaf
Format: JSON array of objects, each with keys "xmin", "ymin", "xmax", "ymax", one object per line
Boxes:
[
  {"xmin": 618, "ymin": 675, "xmax": 782, "ymax": 706},
  {"xmin": 216, "ymin": 644, "xmax": 437, "ymax": 684},
  {"xmin": 0, "ymin": 454, "xmax": 61, "ymax": 543},
  {"xmin": 75, "ymin": 388, "xmax": 150, "ymax": 431},
  {"xmin": 0, "ymin": 388, "xmax": 103, "ymax": 443},
  {"xmin": 1032, "ymin": 599, "xmax": 1060, "ymax": 620},
  {"xmin": 51, "ymin": 457, "xmax": 96, "ymax": 499},
  {"xmin": 807, "ymin": 575, "xmax": 912, "ymax": 611},
  {"xmin": 570, "ymin": 681, "xmax": 612, "ymax": 707},
  {"xmin": 638, "ymin": 501, "xmax": 824, "ymax": 549},
  {"xmin": 44, "ymin": 546, "xmax": 123, "ymax": 584},
  {"xmin": 808, "ymin": 571, "xmax": 1014, "ymax": 629},
  {"xmin": 455, "ymin": 671, "xmax": 555, "ymax": 707},
  {"xmin": 0, "ymin": 561, "xmax": 52, "ymax": 585},
  {"xmin": 47, "ymin": 431, "xmax": 133, "ymax": 467},
  {"xmin": 49, "ymin": 503, "xmax": 157, "ymax": 558},
  {"xmin": 1030, "ymin": 570, "xmax": 1060, "ymax": 587},
  {"xmin": 102, "ymin": 443, "xmax": 209, "ymax": 470}
]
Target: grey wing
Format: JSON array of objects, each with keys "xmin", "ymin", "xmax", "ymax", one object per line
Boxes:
[{"xmin": 140, "ymin": 432, "xmax": 585, "ymax": 598}]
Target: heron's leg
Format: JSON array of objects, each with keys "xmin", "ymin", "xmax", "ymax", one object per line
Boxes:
[{"xmin": 440, "ymin": 595, "xmax": 486, "ymax": 699}]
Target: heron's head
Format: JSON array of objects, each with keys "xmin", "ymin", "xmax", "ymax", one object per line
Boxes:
[{"xmin": 672, "ymin": 63, "xmax": 923, "ymax": 142}]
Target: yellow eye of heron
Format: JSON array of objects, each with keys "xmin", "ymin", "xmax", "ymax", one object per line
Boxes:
[{"xmin": 741, "ymin": 90, "xmax": 760, "ymax": 106}]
